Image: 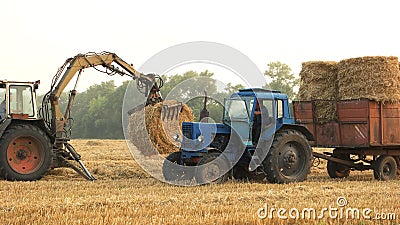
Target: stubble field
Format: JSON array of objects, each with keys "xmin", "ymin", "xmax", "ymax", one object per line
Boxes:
[{"xmin": 0, "ymin": 139, "xmax": 399, "ymax": 225}]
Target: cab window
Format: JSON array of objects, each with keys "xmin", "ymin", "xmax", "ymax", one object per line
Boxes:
[
  {"xmin": 9, "ymin": 85, "xmax": 34, "ymax": 117},
  {"xmin": 277, "ymin": 100, "xmax": 283, "ymax": 118}
]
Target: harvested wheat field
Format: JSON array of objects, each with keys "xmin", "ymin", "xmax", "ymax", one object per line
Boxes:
[{"xmin": 0, "ymin": 140, "xmax": 399, "ymax": 225}]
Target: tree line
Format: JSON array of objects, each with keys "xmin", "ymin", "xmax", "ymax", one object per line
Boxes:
[{"xmin": 39, "ymin": 62, "xmax": 297, "ymax": 139}]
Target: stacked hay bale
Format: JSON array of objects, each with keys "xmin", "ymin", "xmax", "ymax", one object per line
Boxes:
[
  {"xmin": 128, "ymin": 100, "xmax": 194, "ymax": 156},
  {"xmin": 337, "ymin": 56, "xmax": 400, "ymax": 103},
  {"xmin": 298, "ymin": 61, "xmax": 338, "ymax": 123},
  {"xmin": 298, "ymin": 56, "xmax": 400, "ymax": 123}
]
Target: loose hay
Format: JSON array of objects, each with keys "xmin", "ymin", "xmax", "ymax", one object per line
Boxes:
[
  {"xmin": 298, "ymin": 61, "xmax": 338, "ymax": 123},
  {"xmin": 128, "ymin": 100, "xmax": 194, "ymax": 156},
  {"xmin": 337, "ymin": 56, "xmax": 400, "ymax": 102}
]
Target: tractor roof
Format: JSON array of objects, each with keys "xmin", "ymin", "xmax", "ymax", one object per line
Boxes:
[
  {"xmin": 239, "ymin": 88, "xmax": 281, "ymax": 93},
  {"xmin": 233, "ymin": 88, "xmax": 288, "ymax": 100},
  {"xmin": 0, "ymin": 80, "xmax": 36, "ymax": 85}
]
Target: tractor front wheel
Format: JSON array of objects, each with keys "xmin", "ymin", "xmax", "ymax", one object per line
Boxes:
[
  {"xmin": 0, "ymin": 124, "xmax": 52, "ymax": 181},
  {"xmin": 195, "ymin": 152, "xmax": 230, "ymax": 184},
  {"xmin": 162, "ymin": 151, "xmax": 193, "ymax": 182}
]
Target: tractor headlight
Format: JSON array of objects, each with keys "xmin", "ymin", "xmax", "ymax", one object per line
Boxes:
[
  {"xmin": 197, "ymin": 135, "xmax": 204, "ymax": 143},
  {"xmin": 173, "ymin": 134, "xmax": 180, "ymax": 142}
]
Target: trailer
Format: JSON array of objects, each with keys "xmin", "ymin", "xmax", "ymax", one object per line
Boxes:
[{"xmin": 293, "ymin": 98, "xmax": 400, "ymax": 180}]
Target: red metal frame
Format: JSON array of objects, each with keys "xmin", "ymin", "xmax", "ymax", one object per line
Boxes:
[{"xmin": 293, "ymin": 99, "xmax": 400, "ymax": 150}]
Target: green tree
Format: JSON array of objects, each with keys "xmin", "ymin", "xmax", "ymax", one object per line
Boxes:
[
  {"xmin": 161, "ymin": 70, "xmax": 216, "ymax": 99},
  {"xmin": 263, "ymin": 62, "xmax": 299, "ymax": 100},
  {"xmin": 72, "ymin": 81, "xmax": 118, "ymax": 138},
  {"xmin": 161, "ymin": 70, "xmax": 223, "ymax": 122},
  {"xmin": 223, "ymin": 82, "xmax": 244, "ymax": 97},
  {"xmin": 102, "ymin": 81, "xmax": 129, "ymax": 138}
]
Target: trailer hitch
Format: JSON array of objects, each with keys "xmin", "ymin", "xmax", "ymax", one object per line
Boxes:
[{"xmin": 312, "ymin": 152, "xmax": 371, "ymax": 171}]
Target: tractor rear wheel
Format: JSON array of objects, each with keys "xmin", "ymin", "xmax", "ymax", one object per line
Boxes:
[
  {"xmin": 373, "ymin": 155, "xmax": 397, "ymax": 181},
  {"xmin": 263, "ymin": 129, "xmax": 312, "ymax": 184},
  {"xmin": 0, "ymin": 124, "xmax": 52, "ymax": 181}
]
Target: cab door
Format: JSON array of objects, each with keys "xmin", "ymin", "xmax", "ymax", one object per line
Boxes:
[{"xmin": 223, "ymin": 97, "xmax": 254, "ymax": 146}]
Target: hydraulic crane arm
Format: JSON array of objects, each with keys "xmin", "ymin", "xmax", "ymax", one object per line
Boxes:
[
  {"xmin": 43, "ymin": 51, "xmax": 162, "ymax": 138},
  {"xmin": 38, "ymin": 51, "xmax": 177, "ymax": 181},
  {"xmin": 51, "ymin": 52, "xmax": 141, "ymax": 97}
]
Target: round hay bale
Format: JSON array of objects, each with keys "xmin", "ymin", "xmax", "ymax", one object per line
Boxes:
[
  {"xmin": 297, "ymin": 61, "xmax": 338, "ymax": 123},
  {"xmin": 128, "ymin": 100, "xmax": 194, "ymax": 156},
  {"xmin": 337, "ymin": 56, "xmax": 400, "ymax": 103}
]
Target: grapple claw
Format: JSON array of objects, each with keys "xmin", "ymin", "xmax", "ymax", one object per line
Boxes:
[{"xmin": 162, "ymin": 101, "xmax": 183, "ymax": 120}]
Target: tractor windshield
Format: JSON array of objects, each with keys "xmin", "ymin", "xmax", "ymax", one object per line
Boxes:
[
  {"xmin": 224, "ymin": 97, "xmax": 253, "ymax": 121},
  {"xmin": 9, "ymin": 85, "xmax": 35, "ymax": 117}
]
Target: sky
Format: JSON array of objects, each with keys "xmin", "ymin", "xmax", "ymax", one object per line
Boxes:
[{"xmin": 1, "ymin": 0, "xmax": 400, "ymax": 94}]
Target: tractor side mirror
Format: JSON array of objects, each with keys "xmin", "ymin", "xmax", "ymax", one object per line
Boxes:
[{"xmin": 34, "ymin": 80, "xmax": 40, "ymax": 90}]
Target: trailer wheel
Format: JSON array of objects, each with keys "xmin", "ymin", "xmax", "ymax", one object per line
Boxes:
[
  {"xmin": 0, "ymin": 124, "xmax": 52, "ymax": 181},
  {"xmin": 162, "ymin": 152, "xmax": 193, "ymax": 182},
  {"xmin": 373, "ymin": 155, "xmax": 397, "ymax": 181},
  {"xmin": 395, "ymin": 156, "xmax": 400, "ymax": 175},
  {"xmin": 327, "ymin": 160, "xmax": 350, "ymax": 178},
  {"xmin": 195, "ymin": 152, "xmax": 229, "ymax": 184},
  {"xmin": 263, "ymin": 130, "xmax": 312, "ymax": 184}
]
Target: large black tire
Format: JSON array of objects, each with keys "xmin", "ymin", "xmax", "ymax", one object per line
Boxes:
[
  {"xmin": 162, "ymin": 152, "xmax": 193, "ymax": 182},
  {"xmin": 0, "ymin": 124, "xmax": 52, "ymax": 181},
  {"xmin": 373, "ymin": 155, "xmax": 397, "ymax": 181},
  {"xmin": 326, "ymin": 153, "xmax": 351, "ymax": 178},
  {"xmin": 195, "ymin": 152, "xmax": 230, "ymax": 184},
  {"xmin": 327, "ymin": 160, "xmax": 350, "ymax": 178},
  {"xmin": 263, "ymin": 129, "xmax": 312, "ymax": 184},
  {"xmin": 395, "ymin": 156, "xmax": 400, "ymax": 175}
]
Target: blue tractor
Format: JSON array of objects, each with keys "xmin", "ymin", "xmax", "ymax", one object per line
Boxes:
[{"xmin": 162, "ymin": 88, "xmax": 314, "ymax": 184}]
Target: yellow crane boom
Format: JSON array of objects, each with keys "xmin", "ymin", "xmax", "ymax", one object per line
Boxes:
[
  {"xmin": 44, "ymin": 52, "xmax": 161, "ymax": 136},
  {"xmin": 40, "ymin": 52, "xmax": 164, "ymax": 180}
]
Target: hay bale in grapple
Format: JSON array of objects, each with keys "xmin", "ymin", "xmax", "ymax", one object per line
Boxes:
[
  {"xmin": 298, "ymin": 61, "xmax": 338, "ymax": 123},
  {"xmin": 128, "ymin": 101, "xmax": 194, "ymax": 156},
  {"xmin": 337, "ymin": 56, "xmax": 400, "ymax": 103}
]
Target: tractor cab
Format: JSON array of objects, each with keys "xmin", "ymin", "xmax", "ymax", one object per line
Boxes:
[
  {"xmin": 178, "ymin": 88, "xmax": 294, "ymax": 159},
  {"xmin": 223, "ymin": 88, "xmax": 292, "ymax": 147},
  {"xmin": 0, "ymin": 80, "xmax": 40, "ymax": 120}
]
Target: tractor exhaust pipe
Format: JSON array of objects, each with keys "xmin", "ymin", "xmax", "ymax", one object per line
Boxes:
[{"xmin": 199, "ymin": 91, "xmax": 209, "ymax": 122}]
